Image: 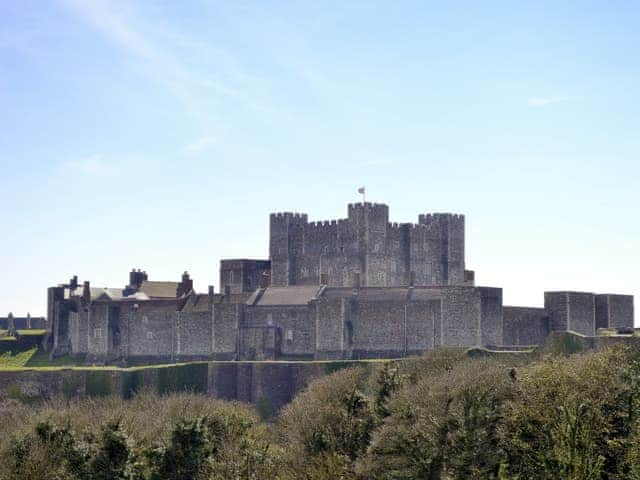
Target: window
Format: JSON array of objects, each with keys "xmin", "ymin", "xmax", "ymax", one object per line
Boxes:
[
  {"xmin": 286, "ymin": 329, "xmax": 294, "ymax": 342},
  {"xmin": 146, "ymin": 331, "xmax": 153, "ymax": 340},
  {"xmin": 93, "ymin": 328, "xmax": 102, "ymax": 338},
  {"xmin": 142, "ymin": 315, "xmax": 149, "ymax": 323}
]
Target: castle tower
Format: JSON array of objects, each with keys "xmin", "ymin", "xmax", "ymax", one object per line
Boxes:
[
  {"xmin": 269, "ymin": 212, "xmax": 308, "ymax": 286},
  {"xmin": 347, "ymin": 203, "xmax": 389, "ymax": 286},
  {"xmin": 417, "ymin": 213, "xmax": 465, "ymax": 285}
]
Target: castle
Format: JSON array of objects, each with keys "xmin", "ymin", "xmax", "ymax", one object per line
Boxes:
[{"xmin": 46, "ymin": 202, "xmax": 635, "ymax": 363}]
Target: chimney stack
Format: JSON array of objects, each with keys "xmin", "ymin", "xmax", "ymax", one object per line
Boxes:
[
  {"xmin": 82, "ymin": 281, "xmax": 91, "ymax": 303},
  {"xmin": 129, "ymin": 269, "xmax": 148, "ymax": 290},
  {"xmin": 178, "ymin": 271, "xmax": 193, "ymax": 297}
]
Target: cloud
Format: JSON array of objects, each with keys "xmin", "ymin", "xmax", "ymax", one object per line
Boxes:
[
  {"xmin": 58, "ymin": 0, "xmax": 278, "ymax": 119},
  {"xmin": 527, "ymin": 96, "xmax": 566, "ymax": 107},
  {"xmin": 184, "ymin": 135, "xmax": 215, "ymax": 155}
]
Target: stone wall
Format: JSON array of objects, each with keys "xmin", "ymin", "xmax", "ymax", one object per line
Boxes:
[
  {"xmin": 441, "ymin": 287, "xmax": 481, "ymax": 346},
  {"xmin": 213, "ymin": 303, "xmax": 241, "ymax": 360},
  {"xmin": 596, "ymin": 294, "xmax": 634, "ymax": 330},
  {"xmin": 545, "ymin": 292, "xmax": 570, "ymax": 331},
  {"xmin": 313, "ymin": 297, "xmax": 346, "ymax": 359},
  {"xmin": 269, "ymin": 204, "xmax": 466, "ymax": 288},
  {"xmin": 479, "ymin": 287, "xmax": 503, "ymax": 346},
  {"xmin": 244, "ymin": 306, "xmax": 315, "ymax": 358},
  {"xmin": 545, "ymin": 292, "xmax": 597, "ymax": 336},
  {"xmin": 503, "ymin": 307, "xmax": 549, "ymax": 345},
  {"xmin": 0, "ymin": 362, "xmax": 352, "ymax": 412},
  {"xmin": 568, "ymin": 292, "xmax": 596, "ymax": 336},
  {"xmin": 177, "ymin": 312, "xmax": 212, "ymax": 357}
]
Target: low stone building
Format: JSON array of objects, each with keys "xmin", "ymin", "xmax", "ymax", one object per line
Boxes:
[{"xmin": 45, "ymin": 202, "xmax": 635, "ymax": 363}]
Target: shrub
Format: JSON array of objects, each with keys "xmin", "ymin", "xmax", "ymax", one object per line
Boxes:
[
  {"xmin": 157, "ymin": 363, "xmax": 208, "ymax": 395},
  {"xmin": 278, "ymin": 367, "xmax": 375, "ymax": 478},
  {"xmin": 121, "ymin": 370, "xmax": 145, "ymax": 400},
  {"xmin": 85, "ymin": 371, "xmax": 114, "ymax": 397}
]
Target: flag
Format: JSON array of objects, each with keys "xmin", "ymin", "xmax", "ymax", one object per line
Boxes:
[{"xmin": 357, "ymin": 187, "xmax": 365, "ymax": 194}]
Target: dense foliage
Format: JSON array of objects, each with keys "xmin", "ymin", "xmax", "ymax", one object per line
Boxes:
[{"xmin": 2, "ymin": 345, "xmax": 640, "ymax": 479}]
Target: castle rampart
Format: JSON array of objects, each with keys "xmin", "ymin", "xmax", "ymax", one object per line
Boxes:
[{"xmin": 44, "ymin": 201, "xmax": 634, "ymax": 364}]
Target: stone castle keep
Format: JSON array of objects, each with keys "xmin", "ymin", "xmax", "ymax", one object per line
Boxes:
[{"xmin": 46, "ymin": 202, "xmax": 635, "ymax": 363}]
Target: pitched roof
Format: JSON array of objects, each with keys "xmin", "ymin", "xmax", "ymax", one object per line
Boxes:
[
  {"xmin": 181, "ymin": 294, "xmax": 210, "ymax": 313},
  {"xmin": 139, "ymin": 281, "xmax": 181, "ymax": 298},
  {"xmin": 253, "ymin": 285, "xmax": 323, "ymax": 306}
]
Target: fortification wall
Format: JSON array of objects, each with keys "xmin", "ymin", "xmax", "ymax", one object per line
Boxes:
[
  {"xmin": 313, "ymin": 298, "xmax": 345, "ymax": 359},
  {"xmin": 441, "ymin": 287, "xmax": 481, "ymax": 346},
  {"xmin": 385, "ymin": 222, "xmax": 411, "ymax": 286},
  {"xmin": 213, "ymin": 303, "xmax": 241, "ymax": 360},
  {"xmin": 503, "ymin": 307, "xmax": 549, "ymax": 345},
  {"xmin": 596, "ymin": 294, "xmax": 634, "ymax": 330},
  {"xmin": 417, "ymin": 214, "xmax": 465, "ymax": 285},
  {"xmin": 239, "ymin": 327, "xmax": 277, "ymax": 360},
  {"xmin": 126, "ymin": 304, "xmax": 176, "ymax": 358},
  {"xmin": 69, "ymin": 311, "xmax": 88, "ymax": 354},
  {"xmin": 270, "ymin": 204, "xmax": 466, "ymax": 288},
  {"xmin": 568, "ymin": 292, "xmax": 596, "ymax": 336},
  {"xmin": 0, "ymin": 362, "xmax": 345, "ymax": 412},
  {"xmin": 405, "ymin": 300, "xmax": 438, "ymax": 353},
  {"xmin": 244, "ymin": 306, "xmax": 315, "ymax": 358},
  {"xmin": 270, "ymin": 213, "xmax": 308, "ymax": 286},
  {"xmin": 177, "ymin": 312, "xmax": 212, "ymax": 357},
  {"xmin": 545, "ymin": 292, "xmax": 596, "ymax": 336},
  {"xmin": 351, "ymin": 300, "xmax": 407, "ymax": 358},
  {"xmin": 479, "ymin": 287, "xmax": 503, "ymax": 346},
  {"xmin": 87, "ymin": 304, "xmax": 109, "ymax": 356},
  {"xmin": 545, "ymin": 292, "xmax": 570, "ymax": 331}
]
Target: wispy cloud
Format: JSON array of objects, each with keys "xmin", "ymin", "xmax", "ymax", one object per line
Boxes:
[
  {"xmin": 527, "ymin": 96, "xmax": 567, "ymax": 107},
  {"xmin": 58, "ymin": 0, "xmax": 274, "ymax": 118},
  {"xmin": 184, "ymin": 135, "xmax": 215, "ymax": 155}
]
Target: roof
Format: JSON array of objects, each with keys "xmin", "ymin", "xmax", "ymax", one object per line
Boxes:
[
  {"xmin": 181, "ymin": 294, "xmax": 210, "ymax": 313},
  {"xmin": 213, "ymin": 293, "xmax": 253, "ymax": 304},
  {"xmin": 139, "ymin": 281, "xmax": 182, "ymax": 298},
  {"xmin": 253, "ymin": 285, "xmax": 323, "ymax": 306}
]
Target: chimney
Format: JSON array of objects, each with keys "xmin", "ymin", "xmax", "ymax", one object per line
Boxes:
[
  {"xmin": 129, "ymin": 269, "xmax": 148, "ymax": 290},
  {"xmin": 208, "ymin": 285, "xmax": 215, "ymax": 309},
  {"xmin": 178, "ymin": 271, "xmax": 193, "ymax": 297},
  {"xmin": 82, "ymin": 281, "xmax": 91, "ymax": 303},
  {"xmin": 259, "ymin": 271, "xmax": 270, "ymax": 289},
  {"xmin": 70, "ymin": 275, "xmax": 78, "ymax": 290}
]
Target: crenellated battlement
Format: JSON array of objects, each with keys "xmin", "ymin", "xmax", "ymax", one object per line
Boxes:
[
  {"xmin": 270, "ymin": 212, "xmax": 308, "ymax": 224},
  {"xmin": 418, "ymin": 213, "xmax": 465, "ymax": 224},
  {"xmin": 307, "ymin": 220, "xmax": 340, "ymax": 228},
  {"xmin": 270, "ymin": 202, "xmax": 466, "ymax": 288}
]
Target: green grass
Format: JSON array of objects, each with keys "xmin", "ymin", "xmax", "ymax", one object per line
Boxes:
[
  {"xmin": 17, "ymin": 329, "xmax": 47, "ymax": 335},
  {"xmin": 25, "ymin": 350, "xmax": 80, "ymax": 367},
  {"xmin": 0, "ymin": 348, "xmax": 38, "ymax": 368},
  {"xmin": 0, "ymin": 348, "xmax": 81, "ymax": 369}
]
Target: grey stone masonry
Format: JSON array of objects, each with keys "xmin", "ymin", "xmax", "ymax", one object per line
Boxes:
[
  {"xmin": 269, "ymin": 203, "xmax": 466, "ymax": 288},
  {"xmin": 45, "ymin": 202, "xmax": 635, "ymax": 363}
]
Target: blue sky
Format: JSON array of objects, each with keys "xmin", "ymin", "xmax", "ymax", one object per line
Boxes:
[{"xmin": 1, "ymin": 1, "xmax": 638, "ymax": 320}]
